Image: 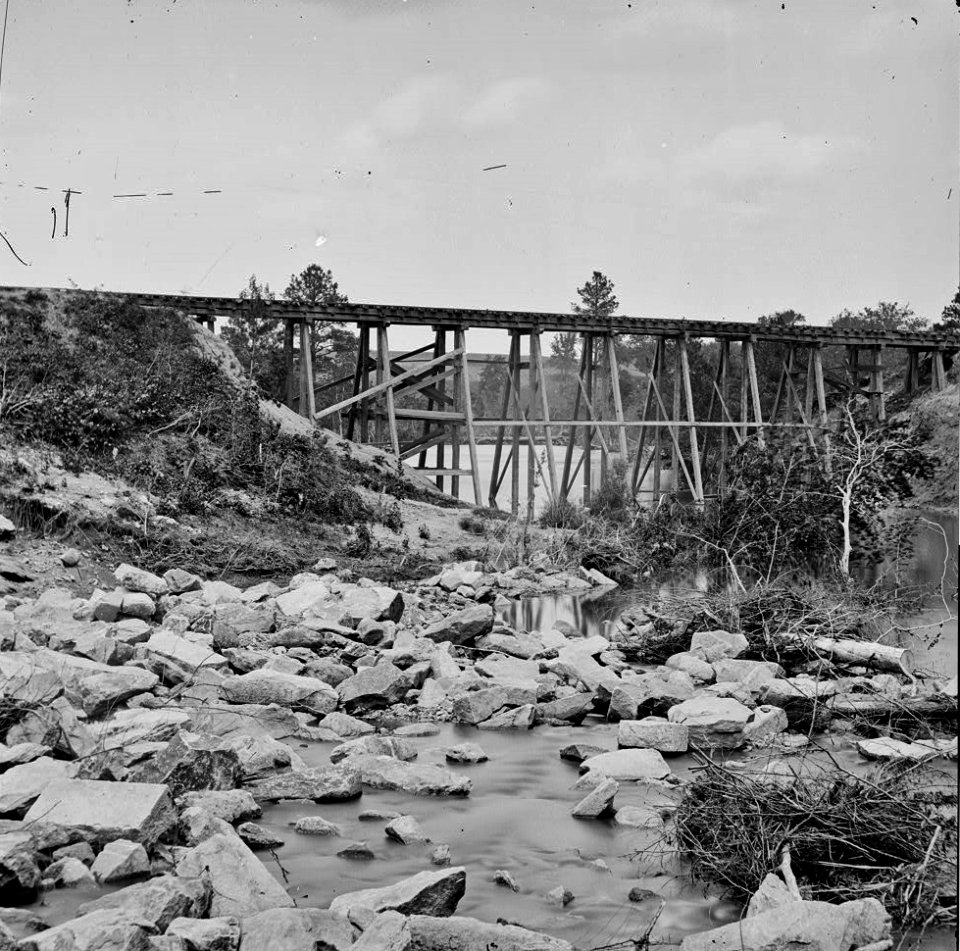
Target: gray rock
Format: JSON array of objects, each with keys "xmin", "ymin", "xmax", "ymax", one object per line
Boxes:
[
  {"xmin": 143, "ymin": 630, "xmax": 230, "ymax": 683},
  {"xmin": 163, "ymin": 569, "xmax": 203, "ymax": 594},
  {"xmin": 385, "ymin": 815, "xmax": 430, "ymax": 844},
  {"xmin": 712, "ymin": 659, "xmax": 783, "ymax": 691},
  {"xmin": 477, "ymin": 704, "xmax": 536, "ymax": 730},
  {"xmin": 422, "ymin": 605, "xmax": 494, "ymax": 645},
  {"xmin": 44, "ymin": 855, "xmax": 95, "ymax": 887},
  {"xmin": 338, "ymin": 841, "xmax": 376, "ymax": 860},
  {"xmin": 667, "ymin": 696, "xmax": 752, "ymax": 750},
  {"xmin": 329, "ymin": 735, "xmax": 417, "ymax": 763},
  {"xmin": 178, "ymin": 789, "xmax": 261, "ymax": 823},
  {"xmin": 330, "ymin": 866, "xmax": 466, "ymax": 918},
  {"xmin": 237, "ymin": 908, "xmax": 354, "ymax": 951},
  {"xmin": 165, "ymin": 916, "xmax": 240, "ymax": 951},
  {"xmin": 338, "ymin": 585, "xmax": 405, "ymax": 626},
  {"xmin": 559, "ymin": 743, "xmax": 609, "ymax": 763},
  {"xmin": 245, "ymin": 765, "xmax": 362, "ymax": 803},
  {"xmin": 406, "ymin": 914, "xmax": 575, "ymax": 951},
  {"xmin": 494, "ymin": 869, "xmax": 520, "ymax": 892},
  {"xmin": 742, "ymin": 705, "xmax": 789, "ymax": 746},
  {"xmin": 606, "ymin": 669, "xmax": 695, "ymax": 720},
  {"xmin": 665, "ymin": 651, "xmax": 715, "ymax": 683},
  {"xmin": 349, "ymin": 755, "xmax": 471, "ymax": 797},
  {"xmin": 121, "ymin": 591, "xmax": 157, "ymax": 620},
  {"xmin": 337, "ymin": 663, "xmax": 411, "ymax": 712},
  {"xmin": 0, "ymin": 757, "xmax": 74, "ymax": 813},
  {"xmin": 618, "ymin": 717, "xmax": 689, "ymax": 753},
  {"xmin": 77, "ymin": 873, "xmax": 211, "ymax": 931},
  {"xmin": 579, "ymin": 749, "xmax": 670, "ymax": 781},
  {"xmin": 429, "ymin": 844, "xmax": 452, "ymax": 867},
  {"xmin": 318, "ymin": 712, "xmax": 375, "ymax": 738},
  {"xmin": 571, "ymin": 777, "xmax": 619, "ymax": 818},
  {"xmin": 237, "ymin": 822, "xmax": 285, "ymax": 851},
  {"xmin": 451, "ymin": 684, "xmax": 537, "ymax": 725},
  {"xmin": 745, "ymin": 872, "xmax": 800, "ymax": 918},
  {"xmin": 116, "ymin": 563, "xmax": 168, "ymax": 596},
  {"xmin": 176, "ymin": 832, "xmax": 293, "ymax": 917},
  {"xmin": 220, "ymin": 670, "xmax": 337, "ymax": 715},
  {"xmin": 187, "ymin": 703, "xmax": 299, "ymax": 741},
  {"xmin": 293, "ymin": 816, "xmax": 341, "ymax": 836},
  {"xmin": 0, "ymin": 743, "xmax": 50, "ymax": 767},
  {"xmin": 444, "ymin": 743, "xmax": 488, "ymax": 764},
  {"xmin": 24, "ymin": 778, "xmax": 176, "ymax": 846},
  {"xmin": 546, "ymin": 886, "xmax": 574, "ymax": 906},
  {"xmin": 689, "ymin": 629, "xmax": 749, "ymax": 663},
  {"xmin": 91, "ymin": 839, "xmax": 150, "ymax": 883},
  {"xmin": 679, "ymin": 898, "xmax": 890, "ymax": 951},
  {"xmin": 535, "ymin": 693, "xmax": 596, "ymax": 723},
  {"xmin": 613, "ymin": 805, "xmax": 664, "ymax": 830},
  {"xmin": 353, "ymin": 910, "xmax": 411, "ymax": 951},
  {"xmin": 17, "ymin": 909, "xmax": 151, "ymax": 951},
  {"xmin": 127, "ymin": 731, "xmax": 242, "ymax": 797}
]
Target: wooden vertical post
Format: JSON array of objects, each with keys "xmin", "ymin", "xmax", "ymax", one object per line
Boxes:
[
  {"xmin": 630, "ymin": 337, "xmax": 659, "ymax": 494},
  {"xmin": 419, "ymin": 328, "xmax": 443, "ymax": 471},
  {"xmin": 359, "ymin": 327, "xmax": 372, "ymax": 443},
  {"xmin": 718, "ymin": 338, "xmax": 730, "ymax": 494},
  {"xmin": 489, "ymin": 336, "xmax": 517, "ymax": 508},
  {"xmin": 531, "ymin": 332, "xmax": 558, "ymax": 501},
  {"xmin": 582, "ymin": 332, "xmax": 594, "ymax": 505},
  {"xmin": 607, "ymin": 335, "xmax": 629, "ymax": 466},
  {"xmin": 744, "ymin": 338, "xmax": 765, "ymax": 448},
  {"xmin": 377, "ymin": 325, "xmax": 399, "ymax": 457},
  {"xmin": 679, "ymin": 336, "xmax": 705, "ymax": 505},
  {"xmin": 905, "ymin": 350, "xmax": 919, "ymax": 394},
  {"xmin": 740, "ymin": 340, "xmax": 749, "ymax": 442},
  {"xmin": 670, "ymin": 340, "xmax": 681, "ymax": 484},
  {"xmin": 560, "ymin": 341, "xmax": 587, "ymax": 499},
  {"xmin": 932, "ymin": 350, "xmax": 946, "ymax": 391},
  {"xmin": 527, "ymin": 333, "xmax": 537, "ymax": 514},
  {"xmin": 813, "ymin": 346, "xmax": 832, "ymax": 473},
  {"xmin": 451, "ymin": 328, "xmax": 462, "ymax": 501},
  {"xmin": 456, "ymin": 328, "xmax": 483, "ymax": 506},
  {"xmin": 346, "ymin": 323, "xmax": 364, "ymax": 441},
  {"xmin": 435, "ymin": 330, "xmax": 447, "ymax": 493},
  {"xmin": 510, "ymin": 331, "xmax": 522, "ymax": 515},
  {"xmin": 653, "ymin": 339, "xmax": 663, "ymax": 499},
  {"xmin": 299, "ymin": 321, "xmax": 316, "ymax": 421},
  {"xmin": 870, "ymin": 345, "xmax": 886, "ymax": 423},
  {"xmin": 284, "ymin": 320, "xmax": 296, "ymax": 409}
]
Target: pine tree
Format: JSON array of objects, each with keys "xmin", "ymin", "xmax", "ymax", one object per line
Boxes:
[{"xmin": 572, "ymin": 271, "xmax": 619, "ymax": 319}]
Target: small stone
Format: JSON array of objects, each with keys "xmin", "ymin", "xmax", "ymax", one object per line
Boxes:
[
  {"xmin": 338, "ymin": 841, "xmax": 376, "ymax": 860},
  {"xmin": 559, "ymin": 743, "xmax": 609, "ymax": 763},
  {"xmin": 359, "ymin": 809, "xmax": 402, "ymax": 822},
  {"xmin": 44, "ymin": 856, "xmax": 95, "ymax": 888},
  {"xmin": 628, "ymin": 887, "xmax": 660, "ymax": 903},
  {"xmin": 613, "ymin": 805, "xmax": 664, "ymax": 830},
  {"xmin": 429, "ymin": 844, "xmax": 451, "ymax": 866},
  {"xmin": 238, "ymin": 822, "xmax": 285, "ymax": 850},
  {"xmin": 293, "ymin": 816, "xmax": 342, "ymax": 836},
  {"xmin": 571, "ymin": 777, "xmax": 619, "ymax": 819},
  {"xmin": 60, "ymin": 549, "xmax": 82, "ymax": 568},
  {"xmin": 385, "ymin": 815, "xmax": 430, "ymax": 844},
  {"xmin": 121, "ymin": 590, "xmax": 156, "ymax": 619},
  {"xmin": 494, "ymin": 869, "xmax": 520, "ymax": 892},
  {"xmin": 546, "ymin": 886, "xmax": 574, "ymax": 906},
  {"xmin": 444, "ymin": 743, "xmax": 488, "ymax": 764},
  {"xmin": 115, "ymin": 563, "xmax": 168, "ymax": 596}
]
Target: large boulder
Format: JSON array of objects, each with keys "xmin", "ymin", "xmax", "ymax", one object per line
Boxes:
[
  {"xmin": 176, "ymin": 832, "xmax": 294, "ymax": 917},
  {"xmin": 349, "ymin": 755, "xmax": 471, "ymax": 797},
  {"xmin": 338, "ymin": 586, "xmax": 405, "ymax": 626},
  {"xmin": 618, "ymin": 717, "xmax": 688, "ymax": 753},
  {"xmin": 143, "ymin": 630, "xmax": 231, "ymax": 683},
  {"xmin": 667, "ymin": 696, "xmax": 752, "ymax": 750},
  {"xmin": 679, "ymin": 898, "xmax": 890, "ymax": 951},
  {"xmin": 689, "ymin": 629, "xmax": 749, "ymax": 663},
  {"xmin": 0, "ymin": 653, "xmax": 63, "ymax": 704},
  {"xmin": 23, "ymin": 779, "xmax": 176, "ymax": 846},
  {"xmin": 329, "ymin": 735, "xmax": 418, "ymax": 763},
  {"xmin": 712, "ymin": 659, "xmax": 783, "ymax": 692},
  {"xmin": 238, "ymin": 908, "xmax": 354, "ymax": 951},
  {"xmin": 475, "ymin": 653, "xmax": 539, "ymax": 683},
  {"xmin": 77, "ymin": 873, "xmax": 211, "ymax": 931},
  {"xmin": 115, "ymin": 563, "xmax": 168, "ymax": 596},
  {"xmin": 579, "ymin": 749, "xmax": 670, "ymax": 781},
  {"xmin": 606, "ymin": 669, "xmax": 694, "ymax": 720},
  {"xmin": 16, "ymin": 909, "xmax": 152, "ymax": 951},
  {"xmin": 337, "ymin": 663, "xmax": 411, "ymax": 712},
  {"xmin": 330, "ymin": 867, "xmax": 466, "ymax": 918},
  {"xmin": 220, "ymin": 670, "xmax": 337, "ymax": 716},
  {"xmin": 422, "ymin": 605, "xmax": 494, "ymax": 645},
  {"xmin": 450, "ymin": 684, "xmax": 538, "ymax": 725},
  {"xmin": 127, "ymin": 731, "xmax": 242, "ymax": 797},
  {"xmin": 165, "ymin": 916, "xmax": 242, "ymax": 951},
  {"xmin": 187, "ymin": 703, "xmax": 299, "ymax": 740},
  {"xmin": 407, "ymin": 915, "xmax": 574, "ymax": 951}
]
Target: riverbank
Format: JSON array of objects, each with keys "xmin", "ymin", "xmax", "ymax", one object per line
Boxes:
[{"xmin": 0, "ymin": 544, "xmax": 955, "ymax": 951}]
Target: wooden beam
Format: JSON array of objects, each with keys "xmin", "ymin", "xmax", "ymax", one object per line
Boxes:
[
  {"xmin": 531, "ymin": 332, "xmax": 559, "ymax": 500},
  {"xmin": 630, "ymin": 339, "xmax": 661, "ymax": 493},
  {"xmin": 377, "ymin": 325, "xmax": 400, "ymax": 458},
  {"xmin": 679, "ymin": 336, "xmax": 705, "ymax": 505},
  {"xmin": 607, "ymin": 335, "xmax": 629, "ymax": 464},
  {"xmin": 744, "ymin": 338, "xmax": 765, "ymax": 448},
  {"xmin": 456, "ymin": 328, "xmax": 483, "ymax": 506},
  {"xmin": 560, "ymin": 341, "xmax": 587, "ymax": 500},
  {"xmin": 284, "ymin": 321, "xmax": 296, "ymax": 408},
  {"xmin": 489, "ymin": 336, "xmax": 517, "ymax": 508},
  {"xmin": 582, "ymin": 332, "xmax": 594, "ymax": 505},
  {"xmin": 314, "ymin": 348, "xmax": 464, "ymax": 420},
  {"xmin": 511, "ymin": 331, "xmax": 522, "ymax": 515}
]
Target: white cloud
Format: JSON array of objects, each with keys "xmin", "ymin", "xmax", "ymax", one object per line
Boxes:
[
  {"xmin": 679, "ymin": 121, "xmax": 862, "ymax": 186},
  {"xmin": 461, "ymin": 77, "xmax": 552, "ymax": 131}
]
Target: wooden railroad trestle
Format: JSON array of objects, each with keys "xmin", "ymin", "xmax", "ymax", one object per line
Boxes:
[{"xmin": 4, "ymin": 286, "xmax": 956, "ymax": 513}]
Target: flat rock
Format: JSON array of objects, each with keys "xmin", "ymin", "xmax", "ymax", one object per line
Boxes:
[
  {"xmin": 579, "ymin": 748, "xmax": 670, "ymax": 781},
  {"xmin": 246, "ymin": 765, "xmax": 362, "ymax": 802},
  {"xmin": 667, "ymin": 697, "xmax": 752, "ymax": 750},
  {"xmin": 23, "ymin": 779, "xmax": 176, "ymax": 846},
  {"xmin": 559, "ymin": 743, "xmax": 609, "ymax": 763},
  {"xmin": 330, "ymin": 866, "xmax": 466, "ymax": 918},
  {"xmin": 220, "ymin": 670, "xmax": 337, "ymax": 715},
  {"xmin": 618, "ymin": 717, "xmax": 688, "ymax": 753},
  {"xmin": 679, "ymin": 897, "xmax": 890, "ymax": 951},
  {"xmin": 143, "ymin": 630, "xmax": 230, "ymax": 683},
  {"xmin": 0, "ymin": 757, "xmax": 74, "ymax": 813},
  {"xmin": 444, "ymin": 743, "xmax": 488, "ymax": 764},
  {"xmin": 127, "ymin": 731, "xmax": 242, "ymax": 797},
  {"xmin": 237, "ymin": 908, "xmax": 354, "ymax": 951},
  {"xmin": 571, "ymin": 777, "xmax": 619, "ymax": 818},
  {"xmin": 857, "ymin": 737, "xmax": 955, "ymax": 763},
  {"xmin": 451, "ymin": 684, "xmax": 537, "ymax": 725},
  {"xmin": 712, "ymin": 658, "xmax": 783, "ymax": 691},
  {"xmin": 349, "ymin": 755, "xmax": 471, "ymax": 797},
  {"xmin": 318, "ymin": 712, "xmax": 375, "ymax": 738},
  {"xmin": 475, "ymin": 653, "xmax": 539, "ymax": 682},
  {"xmin": 176, "ymin": 832, "xmax": 294, "ymax": 917},
  {"xmin": 237, "ymin": 821, "xmax": 285, "ymax": 850},
  {"xmin": 165, "ymin": 916, "xmax": 241, "ymax": 951},
  {"xmin": 77, "ymin": 873, "xmax": 211, "ymax": 931},
  {"xmin": 293, "ymin": 815, "xmax": 342, "ymax": 836},
  {"xmin": 535, "ymin": 693, "xmax": 596, "ymax": 723},
  {"xmin": 178, "ymin": 788, "xmax": 261, "ymax": 823},
  {"xmin": 407, "ymin": 914, "xmax": 575, "ymax": 951},
  {"xmin": 338, "ymin": 585, "xmax": 405, "ymax": 626},
  {"xmin": 115, "ymin": 563, "xmax": 168, "ymax": 596},
  {"xmin": 354, "ymin": 910, "xmax": 411, "ymax": 951},
  {"xmin": 477, "ymin": 704, "xmax": 536, "ymax": 730},
  {"xmin": 613, "ymin": 805, "xmax": 664, "ymax": 829}
]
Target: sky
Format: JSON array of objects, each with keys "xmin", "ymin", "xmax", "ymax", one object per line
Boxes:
[{"xmin": 0, "ymin": 0, "xmax": 957, "ymax": 353}]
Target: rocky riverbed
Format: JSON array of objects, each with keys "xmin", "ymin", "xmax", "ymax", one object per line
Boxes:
[{"xmin": 0, "ymin": 553, "xmax": 956, "ymax": 951}]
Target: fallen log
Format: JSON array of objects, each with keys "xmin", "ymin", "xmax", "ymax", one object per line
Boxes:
[
  {"xmin": 828, "ymin": 695, "xmax": 957, "ymax": 722},
  {"xmin": 785, "ymin": 634, "xmax": 914, "ymax": 676}
]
